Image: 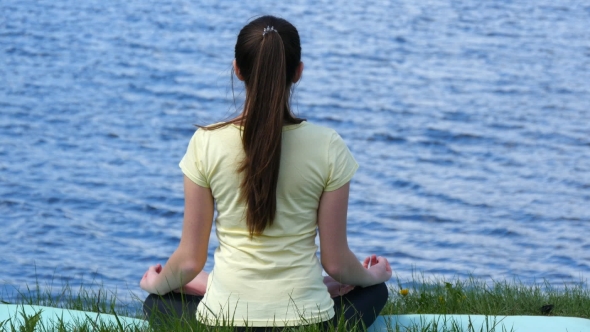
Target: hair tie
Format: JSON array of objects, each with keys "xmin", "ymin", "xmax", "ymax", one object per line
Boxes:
[{"xmin": 262, "ymin": 26, "xmax": 277, "ymax": 36}]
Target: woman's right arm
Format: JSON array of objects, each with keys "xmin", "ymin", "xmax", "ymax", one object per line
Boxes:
[
  {"xmin": 318, "ymin": 182, "xmax": 392, "ymax": 287},
  {"xmin": 139, "ymin": 175, "xmax": 214, "ymax": 295}
]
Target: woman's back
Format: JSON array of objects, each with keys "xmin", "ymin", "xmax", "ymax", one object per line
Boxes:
[{"xmin": 179, "ymin": 121, "xmax": 358, "ymax": 326}]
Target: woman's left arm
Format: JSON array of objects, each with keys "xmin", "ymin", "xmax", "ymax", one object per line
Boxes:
[{"xmin": 140, "ymin": 175, "xmax": 214, "ymax": 295}]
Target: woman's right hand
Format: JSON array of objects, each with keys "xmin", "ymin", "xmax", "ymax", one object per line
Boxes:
[
  {"xmin": 363, "ymin": 254, "xmax": 392, "ymax": 283},
  {"xmin": 139, "ymin": 263, "xmax": 163, "ymax": 294}
]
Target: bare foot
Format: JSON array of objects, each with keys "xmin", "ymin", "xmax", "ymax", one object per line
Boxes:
[
  {"xmin": 323, "ymin": 276, "xmax": 355, "ymax": 298},
  {"xmin": 174, "ymin": 270, "xmax": 209, "ymax": 296}
]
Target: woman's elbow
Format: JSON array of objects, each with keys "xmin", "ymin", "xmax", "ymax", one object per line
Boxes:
[
  {"xmin": 178, "ymin": 254, "xmax": 205, "ymax": 277},
  {"xmin": 181, "ymin": 261, "xmax": 200, "ymax": 274},
  {"xmin": 322, "ymin": 260, "xmax": 343, "ymax": 279}
]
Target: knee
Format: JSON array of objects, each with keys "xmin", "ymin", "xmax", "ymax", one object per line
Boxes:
[
  {"xmin": 374, "ymin": 281, "xmax": 388, "ymax": 293},
  {"xmin": 142, "ymin": 293, "xmax": 160, "ymax": 318},
  {"xmin": 371, "ymin": 282, "xmax": 390, "ymax": 308}
]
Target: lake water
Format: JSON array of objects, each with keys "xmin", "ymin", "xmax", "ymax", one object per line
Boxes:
[{"xmin": 1, "ymin": 0, "xmax": 589, "ymax": 302}]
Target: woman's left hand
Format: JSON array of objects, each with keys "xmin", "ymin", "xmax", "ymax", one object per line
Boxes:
[{"xmin": 140, "ymin": 264, "xmax": 162, "ymax": 294}]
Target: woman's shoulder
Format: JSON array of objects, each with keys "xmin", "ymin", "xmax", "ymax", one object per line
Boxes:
[
  {"xmin": 183, "ymin": 123, "xmax": 241, "ymax": 148},
  {"xmin": 294, "ymin": 122, "xmax": 345, "ymax": 145},
  {"xmin": 192, "ymin": 122, "xmax": 240, "ymax": 136},
  {"xmin": 295, "ymin": 121, "xmax": 338, "ymax": 136},
  {"xmin": 197, "ymin": 121, "xmax": 237, "ymax": 131}
]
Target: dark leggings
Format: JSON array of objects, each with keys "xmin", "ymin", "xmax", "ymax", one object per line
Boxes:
[{"xmin": 143, "ymin": 282, "xmax": 388, "ymax": 331}]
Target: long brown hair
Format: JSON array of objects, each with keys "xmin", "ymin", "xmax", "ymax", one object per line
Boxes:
[{"xmin": 206, "ymin": 16, "xmax": 303, "ymax": 236}]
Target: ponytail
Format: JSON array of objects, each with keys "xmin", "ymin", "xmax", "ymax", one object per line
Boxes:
[
  {"xmin": 204, "ymin": 16, "xmax": 303, "ymax": 237},
  {"xmin": 238, "ymin": 28, "xmax": 289, "ymax": 237}
]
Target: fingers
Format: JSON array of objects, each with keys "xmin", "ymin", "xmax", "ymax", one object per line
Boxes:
[
  {"xmin": 369, "ymin": 256, "xmax": 393, "ymax": 280},
  {"xmin": 364, "ymin": 254, "xmax": 379, "ymax": 269},
  {"xmin": 376, "ymin": 256, "xmax": 393, "ymax": 278},
  {"xmin": 371, "ymin": 254, "xmax": 378, "ymax": 268},
  {"xmin": 377, "ymin": 256, "xmax": 392, "ymax": 272},
  {"xmin": 148, "ymin": 264, "xmax": 162, "ymax": 273},
  {"xmin": 141, "ymin": 264, "xmax": 162, "ymax": 281},
  {"xmin": 363, "ymin": 256, "xmax": 371, "ymax": 268}
]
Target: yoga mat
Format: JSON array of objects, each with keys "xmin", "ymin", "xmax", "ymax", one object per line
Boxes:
[
  {"xmin": 0, "ymin": 303, "xmax": 147, "ymax": 329},
  {"xmin": 367, "ymin": 314, "xmax": 590, "ymax": 332},
  {"xmin": 3, "ymin": 304, "xmax": 590, "ymax": 331}
]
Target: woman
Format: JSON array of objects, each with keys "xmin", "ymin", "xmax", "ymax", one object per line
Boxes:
[{"xmin": 140, "ymin": 15, "xmax": 392, "ymax": 331}]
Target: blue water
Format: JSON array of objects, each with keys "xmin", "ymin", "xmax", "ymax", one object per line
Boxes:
[{"xmin": 1, "ymin": 0, "xmax": 589, "ymax": 301}]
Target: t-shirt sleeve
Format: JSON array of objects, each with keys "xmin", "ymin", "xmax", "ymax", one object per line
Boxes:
[
  {"xmin": 179, "ymin": 129, "xmax": 210, "ymax": 188},
  {"xmin": 324, "ymin": 131, "xmax": 359, "ymax": 192}
]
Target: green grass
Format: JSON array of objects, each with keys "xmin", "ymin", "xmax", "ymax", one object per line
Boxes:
[
  {"xmin": 384, "ymin": 275, "xmax": 590, "ymax": 318},
  {"xmin": 2, "ymin": 275, "xmax": 589, "ymax": 331}
]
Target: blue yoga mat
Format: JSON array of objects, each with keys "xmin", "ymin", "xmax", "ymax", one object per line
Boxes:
[
  {"xmin": 2, "ymin": 304, "xmax": 590, "ymax": 331},
  {"xmin": 0, "ymin": 304, "xmax": 147, "ymax": 329},
  {"xmin": 367, "ymin": 314, "xmax": 590, "ymax": 332}
]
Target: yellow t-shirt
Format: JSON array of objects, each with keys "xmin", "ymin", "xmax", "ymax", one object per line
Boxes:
[{"xmin": 179, "ymin": 121, "xmax": 358, "ymax": 327}]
